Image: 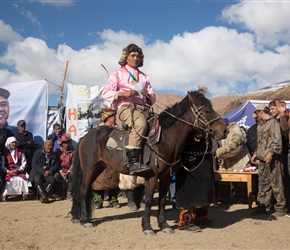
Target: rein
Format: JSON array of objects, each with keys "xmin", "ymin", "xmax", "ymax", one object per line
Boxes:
[
  {"xmin": 123, "ymin": 93, "xmax": 222, "ymax": 174},
  {"xmin": 181, "ymin": 133, "xmax": 210, "ymax": 172},
  {"xmin": 145, "ymin": 96, "xmax": 220, "ymax": 173}
]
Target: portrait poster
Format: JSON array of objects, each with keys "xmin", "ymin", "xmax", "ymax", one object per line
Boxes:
[
  {"xmin": 66, "ymin": 83, "xmax": 105, "ymax": 142},
  {"xmin": 0, "ymin": 80, "xmax": 48, "ymax": 144}
]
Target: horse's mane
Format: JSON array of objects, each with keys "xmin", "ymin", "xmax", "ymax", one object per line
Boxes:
[{"xmin": 158, "ymin": 90, "xmax": 212, "ymax": 129}]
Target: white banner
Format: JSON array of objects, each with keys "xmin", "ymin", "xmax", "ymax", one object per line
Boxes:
[
  {"xmin": 66, "ymin": 83, "xmax": 105, "ymax": 142},
  {"xmin": 0, "ymin": 80, "xmax": 48, "ymax": 144}
]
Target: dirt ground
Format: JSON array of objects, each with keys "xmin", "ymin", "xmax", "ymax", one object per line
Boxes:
[{"xmin": 0, "ymin": 193, "xmax": 289, "ymax": 250}]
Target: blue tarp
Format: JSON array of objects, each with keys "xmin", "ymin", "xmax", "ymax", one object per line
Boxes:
[{"xmin": 223, "ymin": 101, "xmax": 255, "ymax": 130}]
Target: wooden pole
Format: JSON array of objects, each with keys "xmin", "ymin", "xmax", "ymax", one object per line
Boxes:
[{"xmin": 60, "ymin": 61, "xmax": 69, "ymax": 99}]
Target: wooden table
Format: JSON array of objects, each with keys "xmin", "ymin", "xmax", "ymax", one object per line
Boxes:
[{"xmin": 214, "ymin": 170, "xmax": 258, "ymax": 208}]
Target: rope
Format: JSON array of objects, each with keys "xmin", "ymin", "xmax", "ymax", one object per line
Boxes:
[{"xmin": 181, "ymin": 133, "xmax": 210, "ymax": 172}]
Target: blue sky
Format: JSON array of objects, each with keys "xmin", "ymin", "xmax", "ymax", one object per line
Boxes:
[{"xmin": 1, "ymin": 0, "xmax": 290, "ymax": 106}]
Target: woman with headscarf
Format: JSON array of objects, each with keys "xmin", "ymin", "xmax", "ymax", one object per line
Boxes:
[{"xmin": 1, "ymin": 136, "xmax": 28, "ymax": 201}]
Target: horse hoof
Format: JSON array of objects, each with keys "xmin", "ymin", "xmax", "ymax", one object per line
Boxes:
[
  {"xmin": 71, "ymin": 219, "xmax": 80, "ymax": 224},
  {"xmin": 83, "ymin": 223, "xmax": 93, "ymax": 228},
  {"xmin": 143, "ymin": 230, "xmax": 155, "ymax": 236},
  {"xmin": 162, "ymin": 228, "xmax": 174, "ymax": 234}
]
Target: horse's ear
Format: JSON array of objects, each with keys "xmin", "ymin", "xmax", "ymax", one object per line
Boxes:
[{"xmin": 187, "ymin": 91, "xmax": 196, "ymax": 104}]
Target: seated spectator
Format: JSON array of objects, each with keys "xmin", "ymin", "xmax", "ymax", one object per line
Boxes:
[
  {"xmin": 47, "ymin": 123, "xmax": 63, "ymax": 152},
  {"xmin": 1, "ymin": 136, "xmax": 28, "ymax": 201},
  {"xmin": 29, "ymin": 140, "xmax": 59, "ymax": 203},
  {"xmin": 54, "ymin": 133, "xmax": 74, "ymax": 200},
  {"xmin": 14, "ymin": 120, "xmax": 35, "ymax": 174}
]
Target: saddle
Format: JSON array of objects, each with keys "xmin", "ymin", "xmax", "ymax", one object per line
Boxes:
[{"xmin": 106, "ymin": 114, "xmax": 161, "ymax": 166}]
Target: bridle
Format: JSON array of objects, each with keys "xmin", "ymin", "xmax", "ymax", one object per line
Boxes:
[
  {"xmin": 190, "ymin": 104, "xmax": 222, "ymax": 134},
  {"xmin": 145, "ymin": 100, "xmax": 222, "ymax": 173}
]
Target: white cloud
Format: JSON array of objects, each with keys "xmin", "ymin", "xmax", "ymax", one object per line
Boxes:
[
  {"xmin": 221, "ymin": 0, "xmax": 290, "ymax": 47},
  {"xmin": 1, "ymin": 0, "xmax": 290, "ymax": 102},
  {"xmin": 0, "ymin": 20, "xmax": 22, "ymax": 43},
  {"xmin": 28, "ymin": 0, "xmax": 75, "ymax": 7}
]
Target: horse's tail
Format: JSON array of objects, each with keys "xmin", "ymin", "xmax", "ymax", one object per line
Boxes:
[{"xmin": 71, "ymin": 142, "xmax": 82, "ymax": 221}]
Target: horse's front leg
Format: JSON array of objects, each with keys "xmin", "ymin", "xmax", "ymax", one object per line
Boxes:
[
  {"xmin": 142, "ymin": 177, "xmax": 157, "ymax": 236},
  {"xmin": 158, "ymin": 178, "xmax": 174, "ymax": 234}
]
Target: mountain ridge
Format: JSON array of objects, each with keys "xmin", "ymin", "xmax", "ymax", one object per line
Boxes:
[{"xmin": 154, "ymin": 80, "xmax": 290, "ymax": 116}]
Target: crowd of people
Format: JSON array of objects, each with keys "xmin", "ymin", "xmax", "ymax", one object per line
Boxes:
[
  {"xmin": 0, "ymin": 119, "xmax": 75, "ymax": 203},
  {"xmin": 1, "ymin": 43, "xmax": 290, "ymax": 234}
]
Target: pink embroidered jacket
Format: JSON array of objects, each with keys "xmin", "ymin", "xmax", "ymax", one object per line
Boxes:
[{"xmin": 102, "ymin": 66, "xmax": 156, "ymax": 110}]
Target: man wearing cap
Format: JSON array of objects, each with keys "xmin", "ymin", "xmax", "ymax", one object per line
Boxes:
[
  {"xmin": 15, "ymin": 120, "xmax": 34, "ymax": 174},
  {"xmin": 250, "ymin": 104, "xmax": 287, "ymax": 217}
]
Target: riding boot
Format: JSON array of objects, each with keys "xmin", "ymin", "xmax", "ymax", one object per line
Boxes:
[
  {"xmin": 126, "ymin": 148, "xmax": 151, "ymax": 175},
  {"xmin": 126, "ymin": 190, "xmax": 138, "ymax": 211},
  {"xmin": 66, "ymin": 181, "xmax": 73, "ymax": 201},
  {"xmin": 37, "ymin": 184, "xmax": 49, "ymax": 203}
]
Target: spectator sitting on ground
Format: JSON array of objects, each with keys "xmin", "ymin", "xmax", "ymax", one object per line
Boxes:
[
  {"xmin": 54, "ymin": 133, "xmax": 74, "ymax": 200},
  {"xmin": 1, "ymin": 136, "xmax": 28, "ymax": 201},
  {"xmin": 14, "ymin": 120, "xmax": 34, "ymax": 174},
  {"xmin": 29, "ymin": 140, "xmax": 59, "ymax": 203}
]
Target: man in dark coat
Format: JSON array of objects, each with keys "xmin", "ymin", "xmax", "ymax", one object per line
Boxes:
[
  {"xmin": 15, "ymin": 120, "xmax": 35, "ymax": 174},
  {"xmin": 29, "ymin": 140, "xmax": 59, "ymax": 203}
]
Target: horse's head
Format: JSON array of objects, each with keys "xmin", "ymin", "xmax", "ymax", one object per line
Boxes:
[{"xmin": 187, "ymin": 90, "xmax": 228, "ymax": 140}]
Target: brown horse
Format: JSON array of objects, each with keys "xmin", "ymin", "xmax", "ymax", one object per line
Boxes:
[{"xmin": 71, "ymin": 90, "xmax": 228, "ymax": 235}]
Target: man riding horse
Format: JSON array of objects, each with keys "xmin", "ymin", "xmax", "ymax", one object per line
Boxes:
[{"xmin": 102, "ymin": 43, "xmax": 156, "ymax": 175}]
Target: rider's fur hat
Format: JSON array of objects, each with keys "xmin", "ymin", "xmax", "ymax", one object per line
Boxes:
[{"xmin": 118, "ymin": 43, "xmax": 144, "ymax": 67}]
